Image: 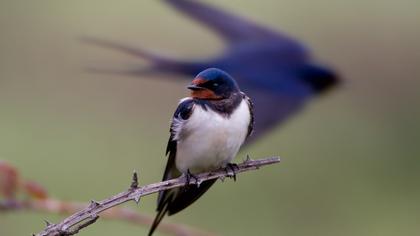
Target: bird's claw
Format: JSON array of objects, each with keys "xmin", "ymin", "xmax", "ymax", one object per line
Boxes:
[
  {"xmin": 185, "ymin": 169, "xmax": 199, "ymax": 187},
  {"xmin": 225, "ymin": 163, "xmax": 239, "ymax": 181}
]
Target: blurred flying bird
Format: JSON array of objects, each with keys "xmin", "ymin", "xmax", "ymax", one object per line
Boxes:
[
  {"xmin": 84, "ymin": 0, "xmax": 338, "ymax": 141},
  {"xmin": 148, "ymin": 68, "xmax": 254, "ymax": 235}
]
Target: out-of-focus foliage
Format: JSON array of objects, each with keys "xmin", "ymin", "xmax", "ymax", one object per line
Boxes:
[
  {"xmin": 0, "ymin": 161, "xmax": 19, "ymax": 199},
  {"xmin": 0, "ymin": 0, "xmax": 419, "ymax": 235},
  {"xmin": 0, "ymin": 161, "xmax": 48, "ymax": 200}
]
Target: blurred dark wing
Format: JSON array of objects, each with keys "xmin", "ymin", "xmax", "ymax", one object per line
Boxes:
[
  {"xmin": 164, "ymin": 0, "xmax": 304, "ymax": 48},
  {"xmin": 236, "ymin": 63, "xmax": 338, "ymax": 142},
  {"xmin": 83, "ymin": 0, "xmax": 339, "ymax": 150},
  {"xmin": 82, "ymin": 37, "xmax": 163, "ymax": 60},
  {"xmin": 244, "ymin": 89, "xmax": 308, "ymax": 143},
  {"xmin": 82, "ymin": 37, "xmax": 201, "ymax": 76}
]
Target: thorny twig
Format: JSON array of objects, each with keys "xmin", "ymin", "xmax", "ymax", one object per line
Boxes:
[
  {"xmin": 34, "ymin": 156, "xmax": 280, "ymax": 236},
  {"xmin": 0, "ymin": 198, "xmax": 214, "ymax": 236}
]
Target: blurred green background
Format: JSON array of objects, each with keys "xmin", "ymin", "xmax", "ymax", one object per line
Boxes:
[{"xmin": 1, "ymin": 0, "xmax": 419, "ymax": 235}]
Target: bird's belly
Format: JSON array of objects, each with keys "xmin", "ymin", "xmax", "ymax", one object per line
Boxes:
[
  {"xmin": 176, "ymin": 128, "xmax": 239, "ymax": 173},
  {"xmin": 175, "ymin": 102, "xmax": 250, "ymax": 174}
]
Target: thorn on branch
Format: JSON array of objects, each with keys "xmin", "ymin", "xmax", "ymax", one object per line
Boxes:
[
  {"xmin": 245, "ymin": 154, "xmax": 253, "ymax": 163},
  {"xmin": 196, "ymin": 179, "xmax": 203, "ymax": 188},
  {"xmin": 44, "ymin": 220, "xmax": 53, "ymax": 227},
  {"xmin": 130, "ymin": 170, "xmax": 139, "ymax": 190},
  {"xmin": 134, "ymin": 195, "xmax": 141, "ymax": 205},
  {"xmin": 89, "ymin": 200, "xmax": 100, "ymax": 208}
]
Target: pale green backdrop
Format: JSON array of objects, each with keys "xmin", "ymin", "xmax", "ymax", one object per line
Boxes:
[{"xmin": 1, "ymin": 0, "xmax": 419, "ymax": 235}]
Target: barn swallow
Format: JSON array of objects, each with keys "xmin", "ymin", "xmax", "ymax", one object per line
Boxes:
[
  {"xmin": 148, "ymin": 68, "xmax": 254, "ymax": 235},
  {"xmin": 84, "ymin": 0, "xmax": 338, "ymax": 142}
]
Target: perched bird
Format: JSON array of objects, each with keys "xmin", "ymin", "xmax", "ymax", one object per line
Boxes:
[
  {"xmin": 148, "ymin": 68, "xmax": 254, "ymax": 235},
  {"xmin": 84, "ymin": 0, "xmax": 338, "ymax": 141}
]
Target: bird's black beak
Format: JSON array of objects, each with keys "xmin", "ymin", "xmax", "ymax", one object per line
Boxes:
[{"xmin": 187, "ymin": 84, "xmax": 205, "ymax": 91}]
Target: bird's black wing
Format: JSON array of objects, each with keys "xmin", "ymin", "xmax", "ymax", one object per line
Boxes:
[
  {"xmin": 242, "ymin": 93, "xmax": 255, "ymax": 139},
  {"xmin": 149, "ymin": 99, "xmax": 194, "ymax": 235},
  {"xmin": 164, "ymin": 0, "xmax": 306, "ymax": 52},
  {"xmin": 163, "ymin": 99, "xmax": 195, "ymax": 182},
  {"xmin": 243, "ymin": 88, "xmax": 307, "ymax": 143},
  {"xmin": 149, "ymin": 98, "xmax": 217, "ymax": 235}
]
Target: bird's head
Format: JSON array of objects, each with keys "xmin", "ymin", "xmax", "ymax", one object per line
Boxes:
[{"xmin": 187, "ymin": 68, "xmax": 240, "ymax": 100}]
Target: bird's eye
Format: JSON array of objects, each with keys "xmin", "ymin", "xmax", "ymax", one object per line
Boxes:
[{"xmin": 213, "ymin": 83, "xmax": 219, "ymax": 87}]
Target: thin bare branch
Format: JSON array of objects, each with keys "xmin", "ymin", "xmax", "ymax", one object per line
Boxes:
[
  {"xmin": 34, "ymin": 156, "xmax": 280, "ymax": 236},
  {"xmin": 1, "ymin": 198, "xmax": 214, "ymax": 236}
]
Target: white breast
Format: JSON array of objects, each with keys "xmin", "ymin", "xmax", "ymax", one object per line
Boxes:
[{"xmin": 175, "ymin": 99, "xmax": 251, "ymax": 174}]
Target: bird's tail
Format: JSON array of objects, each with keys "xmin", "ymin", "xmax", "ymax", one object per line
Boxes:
[
  {"xmin": 149, "ymin": 179, "xmax": 217, "ymax": 235},
  {"xmin": 81, "ymin": 37, "xmax": 201, "ymax": 77},
  {"xmin": 148, "ymin": 199, "xmax": 170, "ymax": 236},
  {"xmin": 299, "ymin": 64, "xmax": 339, "ymax": 93}
]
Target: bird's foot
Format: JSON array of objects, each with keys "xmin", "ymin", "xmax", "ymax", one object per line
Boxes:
[
  {"xmin": 225, "ymin": 163, "xmax": 239, "ymax": 181},
  {"xmin": 185, "ymin": 169, "xmax": 199, "ymax": 186}
]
